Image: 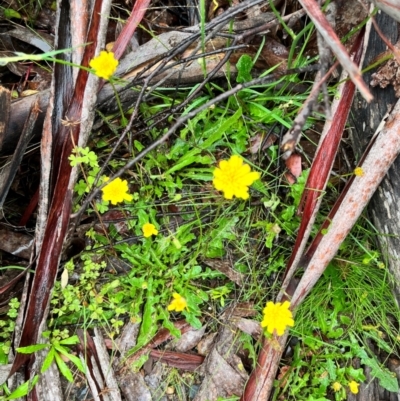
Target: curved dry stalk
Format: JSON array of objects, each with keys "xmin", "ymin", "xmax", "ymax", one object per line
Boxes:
[
  {"xmin": 278, "ymin": 29, "xmax": 366, "ymax": 300},
  {"xmin": 240, "ymin": 333, "xmax": 289, "ymax": 400},
  {"xmin": 291, "ymin": 96, "xmax": 400, "ymax": 307},
  {"xmin": 298, "ymin": 0, "xmax": 373, "ymax": 102}
]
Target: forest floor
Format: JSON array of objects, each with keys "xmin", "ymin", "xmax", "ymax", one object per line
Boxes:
[{"xmin": 0, "ymin": 1, "xmax": 399, "ymax": 400}]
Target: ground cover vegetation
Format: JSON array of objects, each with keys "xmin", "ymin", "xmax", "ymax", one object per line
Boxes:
[{"xmin": 0, "ymin": 0, "xmax": 399, "ymax": 400}]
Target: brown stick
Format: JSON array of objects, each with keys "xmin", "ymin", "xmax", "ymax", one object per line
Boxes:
[{"xmin": 298, "ymin": 0, "xmax": 373, "ymax": 102}]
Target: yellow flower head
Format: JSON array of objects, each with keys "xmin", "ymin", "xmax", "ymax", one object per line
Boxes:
[
  {"xmin": 213, "ymin": 155, "xmax": 260, "ymax": 200},
  {"xmin": 142, "ymin": 223, "xmax": 158, "ymax": 238},
  {"xmin": 89, "ymin": 51, "xmax": 118, "ymax": 80},
  {"xmin": 101, "ymin": 177, "xmax": 133, "ymax": 205},
  {"xmin": 348, "ymin": 380, "xmax": 359, "ymax": 394},
  {"xmin": 261, "ymin": 300, "xmax": 294, "ymax": 336},
  {"xmin": 354, "ymin": 167, "xmax": 364, "ymax": 177},
  {"xmin": 332, "ymin": 382, "xmax": 342, "ymax": 392},
  {"xmin": 167, "ymin": 293, "xmax": 188, "ymax": 312}
]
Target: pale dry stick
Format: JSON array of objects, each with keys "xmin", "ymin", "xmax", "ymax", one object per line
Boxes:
[
  {"xmin": 280, "ymin": 57, "xmax": 339, "ymax": 159},
  {"xmin": 298, "ymin": 0, "xmax": 373, "ymax": 102},
  {"xmin": 290, "ymin": 97, "xmax": 400, "ymax": 308},
  {"xmin": 370, "ymin": 0, "xmax": 400, "ymax": 23}
]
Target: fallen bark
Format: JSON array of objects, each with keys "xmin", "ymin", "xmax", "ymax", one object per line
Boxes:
[{"xmin": 350, "ymin": 11, "xmax": 400, "ymax": 304}]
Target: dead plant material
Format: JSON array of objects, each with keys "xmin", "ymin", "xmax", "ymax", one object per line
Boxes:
[
  {"xmin": 149, "ymin": 350, "xmax": 205, "ymax": 371},
  {"xmin": 281, "ymin": 30, "xmax": 365, "ymax": 291},
  {"xmin": 370, "ymin": 43, "xmax": 400, "ymax": 97},
  {"xmin": 0, "ymin": 99, "xmax": 40, "ymax": 210},
  {"xmin": 7, "ymin": 0, "xmax": 113, "ymax": 386},
  {"xmin": 298, "ymin": 0, "xmax": 373, "ymax": 102},
  {"xmin": 202, "ymin": 258, "xmax": 244, "ymax": 286},
  {"xmin": 194, "ymin": 324, "xmax": 249, "ymax": 401}
]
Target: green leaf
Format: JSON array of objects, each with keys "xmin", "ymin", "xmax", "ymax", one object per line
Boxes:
[
  {"xmin": 358, "ymin": 353, "xmax": 398, "ymax": 392},
  {"xmin": 59, "ymin": 335, "xmax": 80, "ymax": 345},
  {"xmin": 130, "ymin": 290, "xmax": 158, "ymax": 355},
  {"xmin": 6, "ymin": 376, "xmax": 38, "ymax": 400},
  {"xmin": 0, "ymin": 345, "xmax": 8, "ymax": 364},
  {"xmin": 54, "ymin": 351, "xmax": 74, "ymax": 382},
  {"xmin": 54, "ymin": 345, "xmax": 85, "ymax": 373},
  {"xmin": 166, "ymin": 108, "xmax": 243, "ymax": 175},
  {"xmin": 0, "ymin": 47, "xmax": 76, "ymax": 67},
  {"xmin": 183, "ymin": 312, "xmax": 202, "ymax": 329},
  {"xmin": 325, "ymin": 358, "xmax": 336, "ymax": 380},
  {"xmin": 130, "ymin": 352, "xmax": 149, "ymax": 372},
  {"xmin": 3, "ymin": 8, "xmax": 22, "ymax": 19},
  {"xmin": 41, "ymin": 347, "xmax": 56, "ymax": 373},
  {"xmin": 236, "ymin": 55, "xmax": 253, "ymax": 83},
  {"xmin": 159, "ymin": 308, "xmax": 181, "ymax": 337},
  {"xmin": 17, "ymin": 343, "xmax": 50, "ymax": 354}
]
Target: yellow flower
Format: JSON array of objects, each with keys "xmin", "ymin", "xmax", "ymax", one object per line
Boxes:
[
  {"xmin": 354, "ymin": 167, "xmax": 364, "ymax": 177},
  {"xmin": 167, "ymin": 293, "xmax": 188, "ymax": 312},
  {"xmin": 212, "ymin": 155, "xmax": 260, "ymax": 200},
  {"xmin": 142, "ymin": 223, "xmax": 158, "ymax": 238},
  {"xmin": 261, "ymin": 300, "xmax": 294, "ymax": 336},
  {"xmin": 332, "ymin": 382, "xmax": 342, "ymax": 392},
  {"xmin": 348, "ymin": 380, "xmax": 359, "ymax": 394},
  {"xmin": 101, "ymin": 177, "xmax": 133, "ymax": 205},
  {"xmin": 89, "ymin": 51, "xmax": 118, "ymax": 80}
]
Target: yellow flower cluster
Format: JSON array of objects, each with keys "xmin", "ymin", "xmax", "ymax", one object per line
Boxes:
[
  {"xmin": 331, "ymin": 380, "xmax": 360, "ymax": 394},
  {"xmin": 348, "ymin": 380, "xmax": 359, "ymax": 394},
  {"xmin": 261, "ymin": 300, "xmax": 294, "ymax": 336},
  {"xmin": 167, "ymin": 293, "xmax": 187, "ymax": 312},
  {"xmin": 354, "ymin": 167, "xmax": 364, "ymax": 177},
  {"xmin": 101, "ymin": 177, "xmax": 133, "ymax": 205},
  {"xmin": 213, "ymin": 155, "xmax": 260, "ymax": 200},
  {"xmin": 142, "ymin": 223, "xmax": 158, "ymax": 238},
  {"xmin": 89, "ymin": 51, "xmax": 118, "ymax": 80}
]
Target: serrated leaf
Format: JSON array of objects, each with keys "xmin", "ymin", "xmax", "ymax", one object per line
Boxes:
[
  {"xmin": 135, "ymin": 291, "xmax": 157, "ymax": 350},
  {"xmin": 17, "ymin": 343, "xmax": 49, "ymax": 354},
  {"xmin": 166, "ymin": 108, "xmax": 243, "ymax": 175},
  {"xmin": 159, "ymin": 308, "xmax": 181, "ymax": 337},
  {"xmin": 54, "ymin": 345, "xmax": 85, "ymax": 373},
  {"xmin": 325, "ymin": 358, "xmax": 336, "ymax": 380},
  {"xmin": 6, "ymin": 375, "xmax": 38, "ymax": 399},
  {"xmin": 130, "ymin": 352, "xmax": 149, "ymax": 372},
  {"xmin": 41, "ymin": 347, "xmax": 56, "ymax": 373},
  {"xmin": 183, "ymin": 312, "xmax": 202, "ymax": 329},
  {"xmin": 59, "ymin": 335, "xmax": 80, "ymax": 345},
  {"xmin": 361, "ymin": 356, "xmax": 398, "ymax": 392},
  {"xmin": 54, "ymin": 351, "xmax": 74, "ymax": 382}
]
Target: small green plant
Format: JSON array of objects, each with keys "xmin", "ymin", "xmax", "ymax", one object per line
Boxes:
[
  {"xmin": 16, "ymin": 330, "xmax": 85, "ymax": 383},
  {"xmin": 0, "ymin": 298, "xmax": 20, "ymax": 362},
  {"xmin": 0, "ymin": 377, "xmax": 39, "ymax": 401},
  {"xmin": 273, "ymin": 242, "xmax": 400, "ymax": 400}
]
